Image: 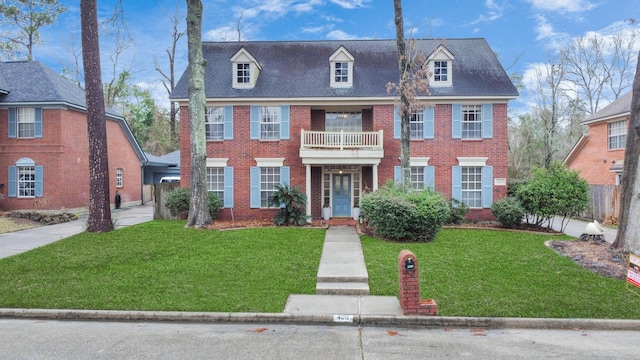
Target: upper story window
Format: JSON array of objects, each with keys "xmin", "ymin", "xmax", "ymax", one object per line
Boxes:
[
  {"xmin": 329, "ymin": 46, "xmax": 354, "ymax": 88},
  {"xmin": 325, "ymin": 112, "xmax": 362, "ymax": 132},
  {"xmin": 462, "ymin": 105, "xmax": 482, "ymax": 139},
  {"xmin": 608, "ymin": 120, "xmax": 627, "ymax": 150},
  {"xmin": 116, "ymin": 168, "xmax": 123, "ymax": 188},
  {"xmin": 17, "ymin": 108, "xmax": 36, "ymax": 138},
  {"xmin": 231, "ymin": 47, "xmax": 261, "ymax": 89},
  {"xmin": 427, "ymin": 45, "xmax": 454, "ymax": 87},
  {"xmin": 260, "ymin": 106, "xmax": 281, "ymax": 140},
  {"xmin": 205, "ymin": 106, "xmax": 225, "ymax": 140},
  {"xmin": 410, "ymin": 110, "xmax": 424, "ymax": 139}
]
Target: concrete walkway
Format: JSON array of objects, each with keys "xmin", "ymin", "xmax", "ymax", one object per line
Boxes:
[
  {"xmin": 547, "ymin": 216, "xmax": 618, "ymax": 243},
  {"xmin": 0, "ymin": 203, "xmax": 153, "ymax": 259}
]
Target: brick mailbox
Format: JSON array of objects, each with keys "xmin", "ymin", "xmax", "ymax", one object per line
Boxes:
[{"xmin": 398, "ymin": 249, "xmax": 438, "ymax": 316}]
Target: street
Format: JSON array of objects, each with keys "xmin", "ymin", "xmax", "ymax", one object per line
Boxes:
[{"xmin": 0, "ymin": 319, "xmax": 638, "ymax": 359}]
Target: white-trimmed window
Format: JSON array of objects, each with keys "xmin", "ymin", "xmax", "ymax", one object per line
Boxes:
[
  {"xmin": 260, "ymin": 106, "xmax": 281, "ymax": 140},
  {"xmin": 410, "ymin": 166, "xmax": 425, "ymax": 190},
  {"xmin": 410, "ymin": 110, "xmax": 424, "ymax": 139},
  {"xmin": 334, "ymin": 62, "xmax": 349, "ymax": 83},
  {"xmin": 116, "ymin": 168, "xmax": 123, "ymax": 188},
  {"xmin": 205, "ymin": 107, "xmax": 225, "ymax": 140},
  {"xmin": 433, "ymin": 61, "xmax": 448, "ymax": 82},
  {"xmin": 17, "ymin": 107, "xmax": 35, "ymax": 138},
  {"xmin": 608, "ymin": 120, "xmax": 627, "ymax": 150},
  {"xmin": 236, "ymin": 63, "xmax": 250, "ymax": 84},
  {"xmin": 231, "ymin": 48, "xmax": 261, "ymax": 89},
  {"xmin": 18, "ymin": 166, "xmax": 36, "ymax": 197},
  {"xmin": 325, "ymin": 112, "xmax": 362, "ymax": 132},
  {"xmin": 207, "ymin": 167, "xmax": 224, "ymax": 201},
  {"xmin": 329, "ymin": 46, "xmax": 354, "ymax": 88},
  {"xmin": 461, "ymin": 166, "xmax": 482, "ymax": 208},
  {"xmin": 260, "ymin": 167, "xmax": 280, "ymax": 208},
  {"xmin": 462, "ymin": 105, "xmax": 482, "ymax": 139}
]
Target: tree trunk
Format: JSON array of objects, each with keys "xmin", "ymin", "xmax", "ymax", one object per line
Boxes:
[
  {"xmin": 80, "ymin": 0, "xmax": 113, "ymax": 232},
  {"xmin": 613, "ymin": 50, "xmax": 640, "ymax": 252},
  {"xmin": 185, "ymin": 0, "xmax": 211, "ymax": 228},
  {"xmin": 393, "ymin": 0, "xmax": 411, "ymax": 188}
]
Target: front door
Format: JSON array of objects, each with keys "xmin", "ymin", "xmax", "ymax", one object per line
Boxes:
[{"xmin": 332, "ymin": 174, "xmax": 351, "ymax": 217}]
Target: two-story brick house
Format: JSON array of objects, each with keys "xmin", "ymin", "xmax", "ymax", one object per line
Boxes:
[
  {"xmin": 566, "ymin": 91, "xmax": 630, "ymax": 186},
  {"xmin": 171, "ymin": 39, "xmax": 518, "ymax": 221},
  {"xmin": 0, "ymin": 61, "xmax": 146, "ymax": 211}
]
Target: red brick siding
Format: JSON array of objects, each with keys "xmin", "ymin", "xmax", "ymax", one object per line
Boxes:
[
  {"xmin": 0, "ymin": 108, "xmax": 141, "ymax": 211},
  {"xmin": 568, "ymin": 120, "xmax": 626, "ymax": 186}
]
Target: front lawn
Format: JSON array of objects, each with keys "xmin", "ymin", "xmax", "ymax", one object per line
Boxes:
[
  {"xmin": 362, "ymin": 229, "xmax": 640, "ymax": 319},
  {"xmin": 0, "ymin": 221, "xmax": 325, "ymax": 313}
]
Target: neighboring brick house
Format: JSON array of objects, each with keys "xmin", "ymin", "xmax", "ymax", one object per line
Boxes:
[
  {"xmin": 566, "ymin": 91, "xmax": 630, "ymax": 186},
  {"xmin": 171, "ymin": 39, "xmax": 518, "ymax": 221},
  {"xmin": 0, "ymin": 61, "xmax": 146, "ymax": 211}
]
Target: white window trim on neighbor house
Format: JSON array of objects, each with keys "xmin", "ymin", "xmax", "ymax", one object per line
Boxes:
[
  {"xmin": 8, "ymin": 107, "xmax": 43, "ymax": 139},
  {"xmin": 608, "ymin": 119, "xmax": 627, "ymax": 150},
  {"xmin": 116, "ymin": 168, "xmax": 123, "ymax": 188},
  {"xmin": 8, "ymin": 157, "xmax": 43, "ymax": 198},
  {"xmin": 231, "ymin": 47, "xmax": 262, "ymax": 89},
  {"xmin": 329, "ymin": 46, "xmax": 354, "ymax": 88},
  {"xmin": 427, "ymin": 45, "xmax": 454, "ymax": 87},
  {"xmin": 206, "ymin": 158, "xmax": 233, "ymax": 208}
]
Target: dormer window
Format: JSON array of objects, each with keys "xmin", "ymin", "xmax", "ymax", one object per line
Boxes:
[
  {"xmin": 428, "ymin": 45, "xmax": 454, "ymax": 87},
  {"xmin": 231, "ymin": 47, "xmax": 261, "ymax": 89},
  {"xmin": 329, "ymin": 46, "xmax": 354, "ymax": 88}
]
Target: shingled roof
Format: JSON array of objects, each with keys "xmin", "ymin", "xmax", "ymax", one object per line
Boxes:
[
  {"xmin": 171, "ymin": 38, "xmax": 519, "ymax": 100},
  {"xmin": 582, "ymin": 91, "xmax": 632, "ymax": 125},
  {"xmin": 0, "ymin": 60, "xmax": 121, "ymax": 117}
]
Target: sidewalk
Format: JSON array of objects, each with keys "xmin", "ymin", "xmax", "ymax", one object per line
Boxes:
[
  {"xmin": 548, "ymin": 216, "xmax": 618, "ymax": 243},
  {"xmin": 0, "ymin": 203, "xmax": 153, "ymax": 259}
]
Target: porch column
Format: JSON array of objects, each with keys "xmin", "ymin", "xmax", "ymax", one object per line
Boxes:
[
  {"xmin": 306, "ymin": 164, "xmax": 312, "ymax": 221},
  {"xmin": 373, "ymin": 164, "xmax": 379, "ymax": 190}
]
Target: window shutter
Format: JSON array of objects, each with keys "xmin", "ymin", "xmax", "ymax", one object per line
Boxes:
[
  {"xmin": 482, "ymin": 103, "xmax": 493, "ymax": 139},
  {"xmin": 224, "ymin": 106, "xmax": 233, "ymax": 140},
  {"xmin": 35, "ymin": 166, "xmax": 44, "ymax": 197},
  {"xmin": 393, "ymin": 105, "xmax": 401, "ymax": 139},
  {"xmin": 8, "ymin": 166, "xmax": 17, "ymax": 197},
  {"xmin": 250, "ymin": 105, "xmax": 259, "ymax": 140},
  {"xmin": 451, "ymin": 166, "xmax": 462, "ymax": 202},
  {"xmin": 250, "ymin": 166, "xmax": 260, "ymax": 208},
  {"xmin": 424, "ymin": 166, "xmax": 435, "ymax": 190},
  {"xmin": 224, "ymin": 166, "xmax": 234, "ymax": 208},
  {"xmin": 280, "ymin": 166, "xmax": 290, "ymax": 186},
  {"xmin": 280, "ymin": 105, "xmax": 290, "ymax": 140},
  {"xmin": 424, "ymin": 107, "xmax": 434, "ymax": 139},
  {"xmin": 482, "ymin": 166, "xmax": 493, "ymax": 208},
  {"xmin": 34, "ymin": 108, "xmax": 43, "ymax": 138},
  {"xmin": 452, "ymin": 104, "xmax": 462, "ymax": 139},
  {"xmin": 8, "ymin": 108, "xmax": 16, "ymax": 138},
  {"xmin": 394, "ymin": 166, "xmax": 402, "ymax": 185}
]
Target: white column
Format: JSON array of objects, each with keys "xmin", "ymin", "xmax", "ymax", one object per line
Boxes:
[
  {"xmin": 306, "ymin": 164, "xmax": 312, "ymax": 221},
  {"xmin": 373, "ymin": 164, "xmax": 379, "ymax": 190}
]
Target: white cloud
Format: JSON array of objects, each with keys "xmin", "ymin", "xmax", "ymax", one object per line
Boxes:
[
  {"xmin": 206, "ymin": 26, "xmax": 240, "ymax": 41},
  {"xmin": 469, "ymin": 0, "xmax": 505, "ymax": 25},
  {"xmin": 326, "ymin": 30, "xmax": 359, "ymax": 40},
  {"xmin": 533, "ymin": 14, "xmax": 570, "ymax": 50},
  {"xmin": 329, "ymin": 0, "xmax": 370, "ymax": 9},
  {"xmin": 302, "ymin": 24, "xmax": 335, "ymax": 34},
  {"xmin": 525, "ymin": 0, "xmax": 596, "ymax": 13}
]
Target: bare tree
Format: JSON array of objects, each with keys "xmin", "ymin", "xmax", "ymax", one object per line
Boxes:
[
  {"xmin": 0, "ymin": 0, "xmax": 66, "ymax": 60},
  {"xmin": 390, "ymin": 0, "xmax": 429, "ymax": 187},
  {"xmin": 185, "ymin": 0, "xmax": 212, "ymax": 228},
  {"xmin": 101, "ymin": 0, "xmax": 134, "ymax": 108},
  {"xmin": 80, "ymin": 0, "xmax": 113, "ymax": 232},
  {"xmin": 613, "ymin": 50, "xmax": 640, "ymax": 252},
  {"xmin": 155, "ymin": 5, "xmax": 186, "ymax": 144}
]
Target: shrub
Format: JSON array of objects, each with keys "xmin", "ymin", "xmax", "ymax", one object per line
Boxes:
[
  {"xmin": 491, "ymin": 197, "xmax": 525, "ymax": 228},
  {"xmin": 268, "ymin": 184, "xmax": 309, "ymax": 226},
  {"xmin": 447, "ymin": 198, "xmax": 469, "ymax": 225},
  {"xmin": 360, "ymin": 183, "xmax": 450, "ymax": 242},
  {"xmin": 165, "ymin": 187, "xmax": 222, "ymax": 219}
]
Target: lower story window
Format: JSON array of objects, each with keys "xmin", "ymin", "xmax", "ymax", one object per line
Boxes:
[
  {"xmin": 260, "ymin": 167, "xmax": 280, "ymax": 208},
  {"xmin": 207, "ymin": 167, "xmax": 224, "ymax": 201},
  {"xmin": 116, "ymin": 168, "xmax": 123, "ymax": 188},
  {"xmin": 410, "ymin": 166, "xmax": 424, "ymax": 190},
  {"xmin": 461, "ymin": 166, "xmax": 482, "ymax": 208},
  {"xmin": 18, "ymin": 166, "xmax": 35, "ymax": 197}
]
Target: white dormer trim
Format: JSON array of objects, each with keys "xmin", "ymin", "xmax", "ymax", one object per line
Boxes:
[
  {"xmin": 428, "ymin": 44, "xmax": 454, "ymax": 87},
  {"xmin": 231, "ymin": 47, "xmax": 262, "ymax": 89},
  {"xmin": 329, "ymin": 46, "xmax": 354, "ymax": 88}
]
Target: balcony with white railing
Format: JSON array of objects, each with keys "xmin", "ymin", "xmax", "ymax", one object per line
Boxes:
[{"xmin": 299, "ymin": 129, "xmax": 384, "ymax": 164}]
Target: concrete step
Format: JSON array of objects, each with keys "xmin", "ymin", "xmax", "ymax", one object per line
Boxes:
[
  {"xmin": 316, "ymin": 281, "xmax": 370, "ymax": 296},
  {"xmin": 316, "ymin": 274, "xmax": 368, "ymax": 283}
]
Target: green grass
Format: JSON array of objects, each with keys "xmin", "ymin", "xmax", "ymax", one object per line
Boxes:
[
  {"xmin": 0, "ymin": 221, "xmax": 325, "ymax": 313},
  {"xmin": 363, "ymin": 229, "xmax": 640, "ymax": 319}
]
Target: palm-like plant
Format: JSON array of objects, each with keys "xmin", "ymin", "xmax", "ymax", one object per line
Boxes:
[{"xmin": 268, "ymin": 184, "xmax": 309, "ymax": 226}]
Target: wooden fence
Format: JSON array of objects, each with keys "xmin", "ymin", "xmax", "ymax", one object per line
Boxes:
[
  {"xmin": 579, "ymin": 184, "xmax": 620, "ymax": 224},
  {"xmin": 153, "ymin": 182, "xmax": 181, "ymax": 220}
]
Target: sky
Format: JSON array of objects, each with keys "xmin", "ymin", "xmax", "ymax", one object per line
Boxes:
[{"xmin": 9, "ymin": 0, "xmax": 640, "ymax": 114}]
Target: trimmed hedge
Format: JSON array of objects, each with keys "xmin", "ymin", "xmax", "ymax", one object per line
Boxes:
[
  {"xmin": 491, "ymin": 196, "xmax": 525, "ymax": 228},
  {"xmin": 164, "ymin": 187, "xmax": 222, "ymax": 219}
]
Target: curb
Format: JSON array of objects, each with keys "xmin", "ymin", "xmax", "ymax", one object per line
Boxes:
[{"xmin": 1, "ymin": 309, "xmax": 639, "ymax": 331}]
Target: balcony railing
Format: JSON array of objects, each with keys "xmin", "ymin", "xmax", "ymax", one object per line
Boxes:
[{"xmin": 300, "ymin": 129, "xmax": 383, "ymax": 150}]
